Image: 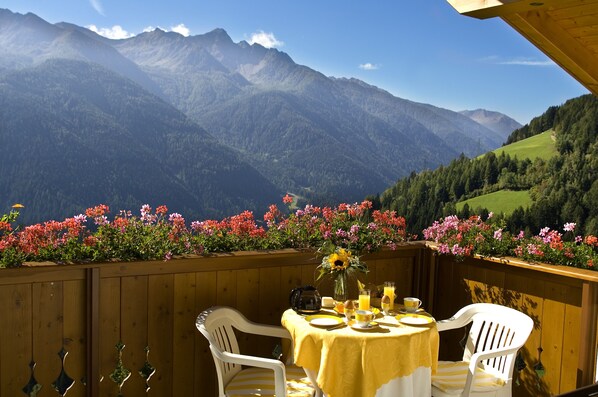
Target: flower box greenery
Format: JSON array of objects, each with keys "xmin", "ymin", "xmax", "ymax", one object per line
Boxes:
[
  {"xmin": 0, "ymin": 196, "xmax": 410, "ymax": 268},
  {"xmin": 1, "ymin": 198, "xmax": 596, "ymax": 271},
  {"xmin": 423, "ymin": 213, "xmax": 597, "ymax": 270}
]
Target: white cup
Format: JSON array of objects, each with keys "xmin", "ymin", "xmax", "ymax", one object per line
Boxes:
[
  {"xmin": 404, "ymin": 297, "xmax": 422, "ymax": 313},
  {"xmin": 355, "ymin": 310, "xmax": 373, "ymax": 327}
]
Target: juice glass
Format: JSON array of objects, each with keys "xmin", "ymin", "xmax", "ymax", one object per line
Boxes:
[
  {"xmin": 358, "ymin": 289, "xmax": 370, "ymax": 311},
  {"xmin": 383, "ymin": 281, "xmax": 395, "ymax": 310}
]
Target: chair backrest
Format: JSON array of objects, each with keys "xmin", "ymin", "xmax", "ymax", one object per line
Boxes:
[
  {"xmin": 447, "ymin": 303, "xmax": 533, "ymax": 383},
  {"xmin": 196, "ymin": 307, "xmax": 247, "ymax": 395}
]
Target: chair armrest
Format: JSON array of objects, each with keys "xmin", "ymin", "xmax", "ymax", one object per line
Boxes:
[
  {"xmin": 211, "ymin": 347, "xmax": 288, "ymax": 396},
  {"xmin": 236, "ymin": 321, "xmax": 292, "ymax": 340},
  {"xmin": 436, "ymin": 315, "xmax": 471, "ymax": 332},
  {"xmin": 460, "ymin": 346, "xmax": 522, "ymax": 396}
]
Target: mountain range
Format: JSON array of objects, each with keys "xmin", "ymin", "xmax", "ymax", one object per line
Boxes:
[{"xmin": 0, "ymin": 8, "xmax": 521, "ymax": 223}]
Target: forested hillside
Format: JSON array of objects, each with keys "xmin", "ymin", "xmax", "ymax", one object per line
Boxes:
[{"xmin": 379, "ymin": 94, "xmax": 598, "ymax": 236}]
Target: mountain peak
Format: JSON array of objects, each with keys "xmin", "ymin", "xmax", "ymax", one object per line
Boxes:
[
  {"xmin": 202, "ymin": 28, "xmax": 233, "ymax": 44},
  {"xmin": 460, "ymin": 109, "xmax": 523, "ymax": 139}
]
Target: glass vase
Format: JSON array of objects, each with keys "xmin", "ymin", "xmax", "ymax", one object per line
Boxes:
[{"xmin": 334, "ymin": 272, "xmax": 348, "ymax": 302}]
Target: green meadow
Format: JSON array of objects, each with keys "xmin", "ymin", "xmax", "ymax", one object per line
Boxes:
[
  {"xmin": 456, "ymin": 190, "xmax": 532, "ymax": 215},
  {"xmin": 490, "ymin": 130, "xmax": 557, "ymax": 161}
]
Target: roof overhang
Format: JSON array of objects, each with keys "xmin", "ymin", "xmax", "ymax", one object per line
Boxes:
[{"xmin": 448, "ymin": 0, "xmax": 598, "ymax": 95}]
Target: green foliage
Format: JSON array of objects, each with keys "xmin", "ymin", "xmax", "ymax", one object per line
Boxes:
[
  {"xmin": 505, "ymin": 105, "xmax": 558, "ymax": 144},
  {"xmin": 381, "ymin": 94, "xmax": 598, "ymax": 238}
]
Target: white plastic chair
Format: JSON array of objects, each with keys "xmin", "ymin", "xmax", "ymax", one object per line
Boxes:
[
  {"xmin": 432, "ymin": 303, "xmax": 534, "ymax": 397},
  {"xmin": 196, "ymin": 306, "xmax": 316, "ymax": 397}
]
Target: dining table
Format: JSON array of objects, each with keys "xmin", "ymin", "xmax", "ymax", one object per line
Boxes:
[{"xmin": 281, "ymin": 308, "xmax": 439, "ymax": 397}]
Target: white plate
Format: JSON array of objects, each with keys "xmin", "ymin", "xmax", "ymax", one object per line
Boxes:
[
  {"xmin": 307, "ymin": 316, "xmax": 343, "ymax": 327},
  {"xmin": 398, "ymin": 315, "xmax": 433, "ymax": 325}
]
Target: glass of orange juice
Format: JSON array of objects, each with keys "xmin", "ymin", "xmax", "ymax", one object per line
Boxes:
[
  {"xmin": 383, "ymin": 281, "xmax": 395, "ymax": 310},
  {"xmin": 358, "ymin": 289, "xmax": 370, "ymax": 311}
]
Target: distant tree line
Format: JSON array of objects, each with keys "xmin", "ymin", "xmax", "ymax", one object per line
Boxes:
[{"xmin": 377, "ymin": 94, "xmax": 598, "ymax": 237}]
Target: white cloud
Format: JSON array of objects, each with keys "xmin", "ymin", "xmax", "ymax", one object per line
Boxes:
[
  {"xmin": 87, "ymin": 24, "xmax": 134, "ymax": 40},
  {"xmin": 170, "ymin": 23, "xmax": 190, "ymax": 37},
  {"xmin": 359, "ymin": 63, "xmax": 379, "ymax": 70},
  {"xmin": 248, "ymin": 31, "xmax": 284, "ymax": 48},
  {"xmin": 481, "ymin": 55, "xmax": 555, "ymax": 67},
  {"xmin": 500, "ymin": 59, "xmax": 555, "ymax": 66},
  {"xmin": 89, "ymin": 0, "xmax": 105, "ymax": 16}
]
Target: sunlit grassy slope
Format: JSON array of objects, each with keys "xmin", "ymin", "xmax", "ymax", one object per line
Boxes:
[
  {"xmin": 456, "ymin": 190, "xmax": 532, "ymax": 215},
  {"xmin": 461, "ymin": 131, "xmax": 557, "ymax": 214},
  {"xmin": 490, "ymin": 130, "xmax": 557, "ymax": 161}
]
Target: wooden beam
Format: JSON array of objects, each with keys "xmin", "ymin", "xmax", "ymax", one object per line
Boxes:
[
  {"xmin": 447, "ymin": 0, "xmax": 585, "ymax": 19},
  {"xmin": 502, "ymin": 11, "xmax": 598, "ymax": 95}
]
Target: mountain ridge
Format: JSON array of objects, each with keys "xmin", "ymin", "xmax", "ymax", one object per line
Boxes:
[{"xmin": 0, "ymin": 8, "xmax": 522, "ymax": 221}]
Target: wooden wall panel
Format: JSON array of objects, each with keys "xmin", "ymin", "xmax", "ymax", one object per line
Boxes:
[
  {"xmin": 280, "ymin": 265, "xmax": 302, "ymax": 308},
  {"xmin": 173, "ymin": 273, "xmax": 199, "ymax": 397},
  {"xmin": 99, "ymin": 277, "xmax": 121, "ymax": 397},
  {"xmin": 504, "ymin": 271, "xmax": 547, "ymax": 397},
  {"xmin": 0, "ymin": 285, "xmax": 32, "ymax": 396},
  {"xmin": 561, "ymin": 303, "xmax": 582, "ymax": 392},
  {"xmin": 234, "ymin": 268, "xmax": 260, "ymax": 356},
  {"xmin": 63, "ymin": 279, "xmax": 87, "ymax": 397},
  {"xmin": 120, "ymin": 276, "xmax": 149, "ymax": 395},
  {"xmin": 194, "ymin": 271, "xmax": 218, "ymax": 396},
  {"xmin": 258, "ymin": 267, "xmax": 281, "ymax": 326},
  {"xmin": 32, "ymin": 281, "xmax": 64, "ymax": 395},
  {"xmin": 216, "ymin": 270, "xmax": 237, "ymax": 308},
  {"xmin": 147, "ymin": 274, "xmax": 174, "ymax": 396}
]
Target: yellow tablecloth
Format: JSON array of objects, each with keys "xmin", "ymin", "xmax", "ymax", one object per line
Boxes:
[{"xmin": 281, "ymin": 309, "xmax": 439, "ymax": 397}]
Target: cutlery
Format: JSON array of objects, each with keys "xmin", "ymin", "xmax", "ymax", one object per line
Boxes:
[{"xmin": 326, "ymin": 323, "xmax": 347, "ymax": 331}]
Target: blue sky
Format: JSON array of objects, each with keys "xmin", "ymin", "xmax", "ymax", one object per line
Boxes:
[{"xmin": 3, "ymin": 0, "xmax": 589, "ymax": 124}]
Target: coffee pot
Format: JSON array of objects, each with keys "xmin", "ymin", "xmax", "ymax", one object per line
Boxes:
[{"xmin": 289, "ymin": 285, "xmax": 322, "ymax": 314}]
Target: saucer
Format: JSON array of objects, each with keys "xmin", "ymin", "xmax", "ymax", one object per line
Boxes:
[
  {"xmin": 350, "ymin": 321, "xmax": 379, "ymax": 331},
  {"xmin": 398, "ymin": 308, "xmax": 424, "ymax": 314}
]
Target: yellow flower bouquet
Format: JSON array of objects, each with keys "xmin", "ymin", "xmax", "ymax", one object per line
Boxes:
[{"xmin": 316, "ymin": 242, "xmax": 368, "ymax": 301}]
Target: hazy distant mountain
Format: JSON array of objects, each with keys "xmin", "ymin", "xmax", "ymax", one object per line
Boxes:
[
  {"xmin": 0, "ymin": 58, "xmax": 280, "ymax": 223},
  {"xmin": 0, "ymin": 9, "xmax": 163, "ymax": 97},
  {"xmin": 0, "ymin": 8, "xmax": 520, "ymax": 219},
  {"xmin": 459, "ymin": 109, "xmax": 522, "ymax": 142},
  {"xmin": 114, "ymin": 26, "xmax": 506, "ymax": 201}
]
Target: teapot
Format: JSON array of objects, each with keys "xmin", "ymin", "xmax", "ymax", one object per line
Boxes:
[{"xmin": 289, "ymin": 285, "xmax": 322, "ymax": 314}]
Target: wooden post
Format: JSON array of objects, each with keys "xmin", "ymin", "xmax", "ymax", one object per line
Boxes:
[
  {"xmin": 578, "ymin": 281, "xmax": 598, "ymax": 387},
  {"xmin": 86, "ymin": 267, "xmax": 100, "ymax": 397}
]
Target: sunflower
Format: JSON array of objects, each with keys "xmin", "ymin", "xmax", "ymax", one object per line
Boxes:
[{"xmin": 328, "ymin": 248, "xmax": 352, "ymax": 270}]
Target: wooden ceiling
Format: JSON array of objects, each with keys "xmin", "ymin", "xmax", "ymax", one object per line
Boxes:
[{"xmin": 447, "ymin": 0, "xmax": 598, "ymax": 95}]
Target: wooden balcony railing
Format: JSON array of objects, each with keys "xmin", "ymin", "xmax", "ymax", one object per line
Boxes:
[{"xmin": 0, "ymin": 243, "xmax": 595, "ymax": 397}]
